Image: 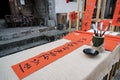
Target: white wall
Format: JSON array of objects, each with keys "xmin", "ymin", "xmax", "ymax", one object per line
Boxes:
[
  {"xmin": 55, "ymin": 0, "xmax": 82, "ymax": 20},
  {"xmin": 55, "ymin": 0, "xmax": 82, "ymax": 13}
]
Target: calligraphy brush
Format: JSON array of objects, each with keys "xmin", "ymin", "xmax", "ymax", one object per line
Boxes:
[
  {"xmin": 95, "ymin": 22, "xmax": 98, "ymax": 36},
  {"xmin": 101, "ymin": 26, "xmax": 108, "ymax": 37},
  {"xmin": 92, "ymin": 24, "xmax": 97, "ymax": 36},
  {"xmin": 100, "ymin": 22, "xmax": 103, "ymax": 37}
]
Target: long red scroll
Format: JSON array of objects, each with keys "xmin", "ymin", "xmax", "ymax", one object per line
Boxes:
[
  {"xmin": 81, "ymin": 0, "xmax": 96, "ymax": 31},
  {"xmin": 112, "ymin": 0, "xmax": 120, "ymax": 26},
  {"xmin": 12, "ymin": 35, "xmax": 91, "ymax": 80}
]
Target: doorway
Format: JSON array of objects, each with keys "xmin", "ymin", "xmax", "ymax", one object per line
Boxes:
[{"xmin": 0, "ymin": 0, "xmax": 11, "ymax": 19}]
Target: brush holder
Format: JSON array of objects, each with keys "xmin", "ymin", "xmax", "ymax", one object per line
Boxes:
[{"xmin": 92, "ymin": 36, "xmax": 104, "ymax": 52}]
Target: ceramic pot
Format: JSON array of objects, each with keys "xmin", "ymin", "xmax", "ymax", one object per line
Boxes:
[
  {"xmin": 92, "ymin": 36, "xmax": 104, "ymax": 47},
  {"xmin": 92, "ymin": 36, "xmax": 104, "ymax": 53}
]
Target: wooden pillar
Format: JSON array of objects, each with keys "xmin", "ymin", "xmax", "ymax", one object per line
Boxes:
[
  {"xmin": 76, "ymin": 0, "xmax": 80, "ymax": 30},
  {"xmin": 14, "ymin": 0, "xmax": 19, "ymax": 14},
  {"xmin": 96, "ymin": 0, "xmax": 101, "ymax": 22},
  {"xmin": 109, "ymin": 24, "xmax": 115, "ymax": 33},
  {"xmin": 101, "ymin": 0, "xmax": 107, "ymax": 19},
  {"xmin": 81, "ymin": 0, "xmax": 85, "ymax": 23},
  {"xmin": 69, "ymin": 19, "xmax": 72, "ymax": 32}
]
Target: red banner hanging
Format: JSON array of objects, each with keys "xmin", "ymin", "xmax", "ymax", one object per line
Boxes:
[
  {"xmin": 81, "ymin": 0, "xmax": 96, "ymax": 31},
  {"xmin": 112, "ymin": 0, "xmax": 120, "ymax": 26}
]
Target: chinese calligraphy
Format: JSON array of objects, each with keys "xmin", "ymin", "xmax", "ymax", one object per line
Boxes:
[
  {"xmin": 81, "ymin": 0, "xmax": 96, "ymax": 31},
  {"xmin": 112, "ymin": 0, "xmax": 120, "ymax": 26},
  {"xmin": 12, "ymin": 36, "xmax": 89, "ymax": 79}
]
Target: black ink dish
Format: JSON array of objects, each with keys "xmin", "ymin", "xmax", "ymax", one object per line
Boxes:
[{"xmin": 83, "ymin": 48, "xmax": 99, "ymax": 56}]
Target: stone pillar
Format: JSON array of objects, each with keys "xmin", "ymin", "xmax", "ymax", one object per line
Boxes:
[
  {"xmin": 48, "ymin": 0, "xmax": 56, "ymax": 26},
  {"xmin": 9, "ymin": 0, "xmax": 17, "ymax": 15}
]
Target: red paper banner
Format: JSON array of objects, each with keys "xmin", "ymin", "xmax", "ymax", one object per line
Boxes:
[
  {"xmin": 112, "ymin": 0, "xmax": 120, "ymax": 26},
  {"xmin": 99, "ymin": 19, "xmax": 112, "ymax": 30},
  {"xmin": 64, "ymin": 31, "xmax": 120, "ymax": 51},
  {"xmin": 81, "ymin": 0, "xmax": 96, "ymax": 31},
  {"xmin": 12, "ymin": 36, "xmax": 90, "ymax": 80},
  {"xmin": 104, "ymin": 35, "xmax": 120, "ymax": 51},
  {"xmin": 64, "ymin": 30, "xmax": 93, "ymax": 43}
]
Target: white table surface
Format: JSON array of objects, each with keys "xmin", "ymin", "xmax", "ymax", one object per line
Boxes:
[{"xmin": 0, "ymin": 38, "xmax": 120, "ymax": 80}]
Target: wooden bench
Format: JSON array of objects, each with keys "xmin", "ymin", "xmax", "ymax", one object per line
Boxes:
[{"xmin": 5, "ymin": 15, "xmax": 38, "ymax": 27}]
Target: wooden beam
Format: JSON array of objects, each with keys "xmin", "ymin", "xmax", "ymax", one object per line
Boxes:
[
  {"xmin": 96, "ymin": 0, "xmax": 101, "ymax": 22},
  {"xmin": 81, "ymin": 0, "xmax": 85, "ymax": 27},
  {"xmin": 101, "ymin": 0, "xmax": 107, "ymax": 19},
  {"xmin": 76, "ymin": 0, "xmax": 80, "ymax": 30},
  {"xmin": 69, "ymin": 19, "xmax": 72, "ymax": 32},
  {"xmin": 92, "ymin": 18, "xmax": 101, "ymax": 22},
  {"xmin": 82, "ymin": 0, "xmax": 85, "ymax": 19}
]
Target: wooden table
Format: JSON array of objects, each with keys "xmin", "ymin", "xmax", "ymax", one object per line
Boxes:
[{"xmin": 0, "ymin": 38, "xmax": 120, "ymax": 80}]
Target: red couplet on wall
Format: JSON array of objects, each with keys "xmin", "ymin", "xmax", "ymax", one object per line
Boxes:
[
  {"xmin": 81, "ymin": 0, "xmax": 96, "ymax": 31},
  {"xmin": 112, "ymin": 0, "xmax": 120, "ymax": 26}
]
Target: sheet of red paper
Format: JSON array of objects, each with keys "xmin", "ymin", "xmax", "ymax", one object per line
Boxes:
[
  {"xmin": 63, "ymin": 30, "xmax": 93, "ymax": 43},
  {"xmin": 81, "ymin": 0, "xmax": 96, "ymax": 31},
  {"xmin": 112, "ymin": 0, "xmax": 120, "ymax": 26},
  {"xmin": 12, "ymin": 36, "xmax": 89, "ymax": 80},
  {"xmin": 104, "ymin": 35, "xmax": 120, "ymax": 51},
  {"xmin": 99, "ymin": 19, "xmax": 112, "ymax": 30}
]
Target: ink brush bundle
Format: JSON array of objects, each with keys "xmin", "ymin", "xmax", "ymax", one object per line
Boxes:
[{"xmin": 92, "ymin": 22, "xmax": 109, "ymax": 37}]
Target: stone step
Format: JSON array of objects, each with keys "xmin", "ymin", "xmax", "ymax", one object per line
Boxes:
[
  {"xmin": 0, "ymin": 31, "xmax": 46, "ymax": 51},
  {"xmin": 0, "ymin": 40, "xmax": 48, "ymax": 57},
  {"xmin": 0, "ymin": 29, "xmax": 71, "ymax": 51},
  {"xmin": 0, "ymin": 27, "xmax": 73, "ymax": 57},
  {"xmin": 0, "ymin": 19, "xmax": 6, "ymax": 28},
  {"xmin": 44, "ymin": 29, "xmax": 69, "ymax": 42},
  {"xmin": 0, "ymin": 26, "xmax": 55, "ymax": 41}
]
